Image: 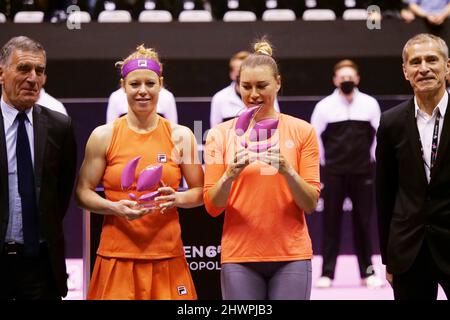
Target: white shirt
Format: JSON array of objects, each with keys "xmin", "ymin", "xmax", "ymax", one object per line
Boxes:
[
  {"xmin": 210, "ymin": 82, "xmax": 280, "ymax": 128},
  {"xmin": 37, "ymin": 88, "xmax": 68, "ymax": 116},
  {"xmin": 310, "ymin": 88, "xmax": 381, "ymax": 165},
  {"xmin": 415, "ymin": 91, "xmax": 448, "ymax": 182},
  {"xmin": 1, "ymin": 97, "xmax": 34, "ymax": 243},
  {"xmin": 106, "ymin": 87, "xmax": 178, "ymax": 124}
]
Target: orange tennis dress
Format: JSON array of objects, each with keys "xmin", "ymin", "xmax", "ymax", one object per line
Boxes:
[{"xmin": 87, "ymin": 116, "xmax": 196, "ymax": 300}]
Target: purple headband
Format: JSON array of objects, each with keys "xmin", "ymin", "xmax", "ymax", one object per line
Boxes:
[{"xmin": 121, "ymin": 58, "xmax": 161, "ymax": 78}]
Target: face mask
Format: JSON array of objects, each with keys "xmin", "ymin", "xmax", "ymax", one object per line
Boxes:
[{"xmin": 340, "ymin": 81, "xmax": 355, "ymax": 94}]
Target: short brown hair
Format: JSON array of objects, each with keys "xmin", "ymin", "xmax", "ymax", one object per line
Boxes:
[
  {"xmin": 333, "ymin": 59, "xmax": 358, "ymax": 75},
  {"xmin": 229, "ymin": 51, "xmax": 250, "ymax": 68}
]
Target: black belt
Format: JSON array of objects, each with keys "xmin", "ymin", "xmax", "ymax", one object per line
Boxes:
[{"xmin": 2, "ymin": 242, "xmax": 47, "ymax": 256}]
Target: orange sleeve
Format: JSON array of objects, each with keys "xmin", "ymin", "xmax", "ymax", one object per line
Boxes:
[
  {"xmin": 299, "ymin": 125, "xmax": 321, "ymax": 197},
  {"xmin": 203, "ymin": 127, "xmax": 227, "ymax": 217}
]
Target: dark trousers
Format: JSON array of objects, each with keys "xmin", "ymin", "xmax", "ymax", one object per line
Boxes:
[
  {"xmin": 0, "ymin": 243, "xmax": 60, "ymax": 300},
  {"xmin": 393, "ymin": 242, "xmax": 450, "ymax": 300},
  {"xmin": 321, "ymin": 172, "xmax": 374, "ymax": 279}
]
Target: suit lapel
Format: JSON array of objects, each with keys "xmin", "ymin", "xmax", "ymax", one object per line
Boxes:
[
  {"xmin": 0, "ymin": 111, "xmax": 9, "ymax": 225},
  {"xmin": 430, "ymin": 97, "xmax": 450, "ymax": 182},
  {"xmin": 405, "ymin": 100, "xmax": 428, "ymax": 185},
  {"xmin": 33, "ymin": 105, "xmax": 47, "ymax": 199}
]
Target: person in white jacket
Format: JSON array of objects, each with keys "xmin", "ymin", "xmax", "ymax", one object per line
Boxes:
[{"xmin": 37, "ymin": 88, "xmax": 67, "ymax": 116}]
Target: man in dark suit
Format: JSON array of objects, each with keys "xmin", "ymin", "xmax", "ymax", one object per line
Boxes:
[
  {"xmin": 376, "ymin": 33, "xmax": 450, "ymax": 300},
  {"xmin": 0, "ymin": 36, "xmax": 77, "ymax": 299}
]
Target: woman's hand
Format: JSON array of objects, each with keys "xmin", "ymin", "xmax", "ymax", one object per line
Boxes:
[
  {"xmin": 258, "ymin": 148, "xmax": 294, "ymax": 176},
  {"xmin": 155, "ymin": 185, "xmax": 178, "ymax": 214},
  {"xmin": 225, "ymin": 148, "xmax": 250, "ymax": 181},
  {"xmin": 111, "ymin": 199, "xmax": 153, "ymax": 220}
]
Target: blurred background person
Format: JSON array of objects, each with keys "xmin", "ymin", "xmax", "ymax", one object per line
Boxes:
[
  {"xmin": 406, "ymin": 0, "xmax": 450, "ymax": 26},
  {"xmin": 37, "ymin": 88, "xmax": 68, "ymax": 116},
  {"xmin": 370, "ymin": 0, "xmax": 415, "ymax": 22},
  {"xmin": 311, "ymin": 59, "xmax": 383, "ymax": 289}
]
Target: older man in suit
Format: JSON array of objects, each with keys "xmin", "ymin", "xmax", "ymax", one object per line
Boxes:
[
  {"xmin": 0, "ymin": 36, "xmax": 76, "ymax": 299},
  {"xmin": 376, "ymin": 33, "xmax": 450, "ymax": 300}
]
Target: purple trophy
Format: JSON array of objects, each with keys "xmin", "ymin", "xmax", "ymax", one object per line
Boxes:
[
  {"xmin": 121, "ymin": 156, "xmax": 141, "ymax": 190},
  {"xmin": 138, "ymin": 191, "xmax": 160, "ymax": 208},
  {"xmin": 248, "ymin": 139, "xmax": 278, "ymax": 153},
  {"xmin": 235, "ymin": 106, "xmax": 259, "ymax": 136},
  {"xmin": 235, "ymin": 105, "xmax": 280, "ymax": 158},
  {"xmin": 121, "ymin": 157, "xmax": 163, "ymax": 208},
  {"xmin": 137, "ymin": 164, "xmax": 163, "ymax": 191},
  {"xmin": 248, "ymin": 119, "xmax": 279, "ymax": 142}
]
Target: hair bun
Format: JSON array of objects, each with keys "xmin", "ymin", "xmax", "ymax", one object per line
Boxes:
[{"xmin": 254, "ymin": 41, "xmax": 273, "ymax": 57}]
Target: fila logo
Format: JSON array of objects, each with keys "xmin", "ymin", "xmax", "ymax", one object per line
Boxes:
[
  {"xmin": 138, "ymin": 59, "xmax": 147, "ymax": 67},
  {"xmin": 177, "ymin": 285, "xmax": 187, "ymax": 296},
  {"xmin": 157, "ymin": 154, "xmax": 167, "ymax": 163}
]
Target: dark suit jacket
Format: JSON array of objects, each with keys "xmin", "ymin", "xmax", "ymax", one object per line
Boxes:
[
  {"xmin": 0, "ymin": 104, "xmax": 77, "ymax": 297},
  {"xmin": 376, "ymin": 97, "xmax": 450, "ymax": 275}
]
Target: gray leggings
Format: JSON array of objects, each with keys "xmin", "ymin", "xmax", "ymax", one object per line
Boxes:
[{"xmin": 221, "ymin": 260, "xmax": 312, "ymax": 300}]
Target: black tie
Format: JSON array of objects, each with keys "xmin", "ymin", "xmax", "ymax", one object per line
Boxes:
[{"xmin": 16, "ymin": 112, "xmax": 39, "ymax": 256}]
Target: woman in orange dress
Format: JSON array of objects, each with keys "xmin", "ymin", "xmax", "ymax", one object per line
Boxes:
[
  {"xmin": 204, "ymin": 40, "xmax": 321, "ymax": 300},
  {"xmin": 76, "ymin": 45, "xmax": 203, "ymax": 300}
]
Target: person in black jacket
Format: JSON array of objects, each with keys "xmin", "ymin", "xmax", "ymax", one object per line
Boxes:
[
  {"xmin": 376, "ymin": 33, "xmax": 450, "ymax": 300},
  {"xmin": 0, "ymin": 36, "xmax": 77, "ymax": 299}
]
